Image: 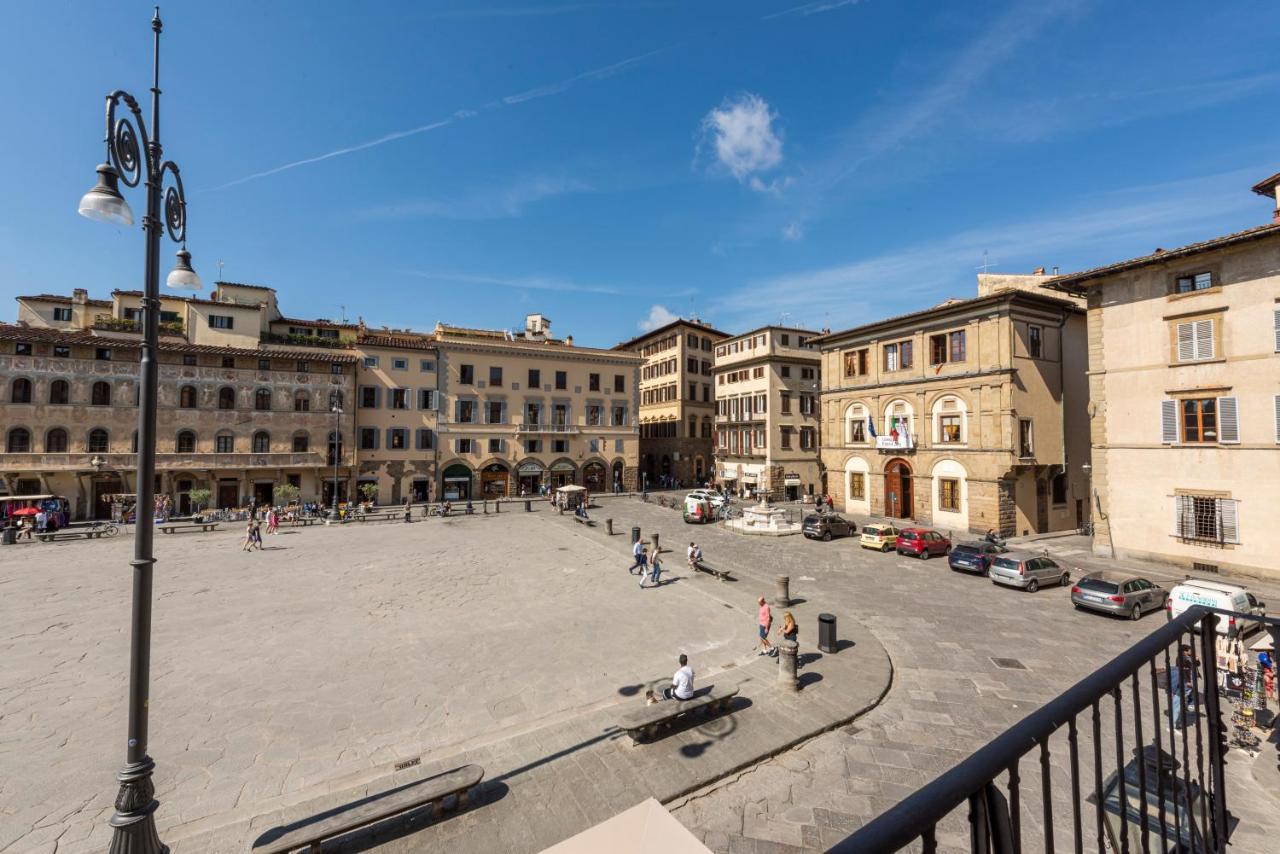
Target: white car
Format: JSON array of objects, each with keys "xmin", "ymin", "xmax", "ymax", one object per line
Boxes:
[
  {"xmin": 1167, "ymin": 578, "xmax": 1266, "ymax": 636},
  {"xmin": 686, "ymin": 490, "xmax": 726, "ymax": 509}
]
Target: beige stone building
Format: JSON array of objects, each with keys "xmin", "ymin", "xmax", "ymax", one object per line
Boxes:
[
  {"xmin": 713, "ymin": 326, "xmax": 823, "ymax": 501},
  {"xmin": 614, "ymin": 318, "xmax": 727, "ymax": 488},
  {"xmin": 2, "ymin": 284, "xmax": 357, "ymax": 518},
  {"xmin": 433, "ymin": 314, "xmax": 642, "ymax": 500},
  {"xmin": 352, "ymin": 331, "xmax": 441, "ymax": 505},
  {"xmin": 812, "ymin": 282, "xmax": 1090, "ymax": 535},
  {"xmin": 1045, "ymin": 172, "xmax": 1280, "ymax": 578}
]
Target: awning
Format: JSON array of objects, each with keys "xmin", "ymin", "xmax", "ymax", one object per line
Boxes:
[{"xmin": 556, "ymin": 485, "xmax": 586, "ymax": 493}]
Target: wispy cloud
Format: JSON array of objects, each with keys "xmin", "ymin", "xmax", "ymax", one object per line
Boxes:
[
  {"xmin": 712, "ymin": 166, "xmax": 1266, "ymax": 328},
  {"xmin": 207, "ymin": 47, "xmax": 671, "ymax": 191},
  {"xmin": 425, "ymin": 3, "xmax": 667, "ymax": 18},
  {"xmin": 359, "ymin": 175, "xmax": 592, "ymax": 220},
  {"xmin": 638, "ymin": 304, "xmax": 681, "ymax": 331},
  {"xmin": 762, "ymin": 0, "xmax": 864, "ymax": 21},
  {"xmin": 404, "ymin": 270, "xmax": 621, "ymax": 295},
  {"xmin": 699, "ymin": 93, "xmax": 786, "ymax": 192},
  {"xmin": 781, "ymin": 221, "xmax": 804, "ymax": 241}
]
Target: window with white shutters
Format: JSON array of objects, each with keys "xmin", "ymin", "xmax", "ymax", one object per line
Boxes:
[
  {"xmin": 1175, "ymin": 495, "xmax": 1240, "ymax": 544},
  {"xmin": 1161, "ymin": 400, "xmax": 1178, "ymax": 444},
  {"xmin": 1274, "ymin": 395, "xmax": 1280, "ymax": 443},
  {"xmin": 1217, "ymin": 396, "xmax": 1239, "ymax": 443},
  {"xmin": 1274, "ymin": 309, "xmax": 1280, "ymax": 353},
  {"xmin": 1175, "ymin": 319, "xmax": 1215, "ymax": 362}
]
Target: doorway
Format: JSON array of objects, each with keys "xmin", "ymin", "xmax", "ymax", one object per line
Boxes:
[
  {"xmin": 177, "ymin": 479, "xmax": 193, "ymax": 515},
  {"xmin": 1036, "ymin": 478, "xmax": 1049, "ymax": 532},
  {"xmin": 92, "ymin": 476, "xmax": 124, "ymax": 520},
  {"xmin": 411, "ymin": 479, "xmax": 431, "ymax": 502},
  {"xmin": 217, "ymin": 479, "xmax": 239, "ymax": 510},
  {"xmin": 253, "ymin": 481, "xmax": 274, "ymax": 507},
  {"xmin": 321, "ymin": 479, "xmax": 348, "ymax": 507},
  {"xmin": 883, "ymin": 459, "xmax": 913, "ymax": 519},
  {"xmin": 442, "ymin": 463, "xmax": 473, "ymax": 500},
  {"xmin": 480, "ymin": 463, "xmax": 509, "ymax": 498}
]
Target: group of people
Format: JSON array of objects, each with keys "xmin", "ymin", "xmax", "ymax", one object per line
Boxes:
[
  {"xmin": 240, "ymin": 506, "xmax": 281, "ymax": 551},
  {"xmin": 629, "ymin": 537, "xmax": 664, "ymax": 588},
  {"xmin": 755, "ymin": 596, "xmax": 798, "ymax": 659}
]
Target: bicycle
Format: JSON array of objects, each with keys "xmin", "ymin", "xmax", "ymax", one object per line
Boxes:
[
  {"xmin": 1078, "ymin": 520, "xmax": 1095, "ymax": 536},
  {"xmin": 92, "ymin": 522, "xmax": 119, "ymax": 537}
]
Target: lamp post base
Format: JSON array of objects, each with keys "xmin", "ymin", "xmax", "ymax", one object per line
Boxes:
[{"xmin": 108, "ymin": 757, "xmax": 168, "ymax": 854}]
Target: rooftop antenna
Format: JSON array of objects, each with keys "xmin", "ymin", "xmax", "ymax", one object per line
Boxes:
[
  {"xmin": 216, "ymin": 260, "xmax": 225, "ymax": 281},
  {"xmin": 976, "ymin": 251, "xmax": 999, "ymax": 275},
  {"xmin": 778, "ymin": 311, "xmax": 792, "ymax": 327},
  {"xmin": 339, "ymin": 305, "xmax": 348, "ymax": 324}
]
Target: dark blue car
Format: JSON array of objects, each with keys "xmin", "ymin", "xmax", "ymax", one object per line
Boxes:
[{"xmin": 948, "ymin": 541, "xmax": 1006, "ymax": 574}]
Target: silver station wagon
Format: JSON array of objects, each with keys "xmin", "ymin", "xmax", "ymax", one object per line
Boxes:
[{"xmin": 989, "ymin": 551, "xmax": 1070, "ymax": 593}]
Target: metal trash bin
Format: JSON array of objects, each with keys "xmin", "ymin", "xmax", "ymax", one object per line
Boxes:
[
  {"xmin": 1, "ymin": 526, "xmax": 15, "ymax": 546},
  {"xmin": 818, "ymin": 613, "xmax": 837, "ymax": 654},
  {"xmin": 524, "ymin": 500, "xmax": 532, "ymax": 512},
  {"xmin": 632, "ymin": 526, "xmax": 641, "ymax": 544}
]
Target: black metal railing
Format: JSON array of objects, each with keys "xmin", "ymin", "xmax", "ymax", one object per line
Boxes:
[{"xmin": 831, "ymin": 606, "xmax": 1279, "ymax": 854}]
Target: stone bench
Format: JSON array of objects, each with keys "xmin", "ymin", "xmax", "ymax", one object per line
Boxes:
[
  {"xmin": 251, "ymin": 764, "xmax": 485, "ymax": 854},
  {"xmin": 36, "ymin": 530, "xmax": 104, "ymax": 543},
  {"xmin": 572, "ymin": 515, "xmax": 596, "ymax": 527},
  {"xmin": 291, "ymin": 517, "xmax": 318, "ymax": 526},
  {"xmin": 692, "ymin": 560, "xmax": 734, "ymax": 582},
  {"xmin": 617, "ymin": 685, "xmax": 740, "ymax": 743},
  {"xmin": 159, "ymin": 523, "xmax": 220, "ymax": 534}
]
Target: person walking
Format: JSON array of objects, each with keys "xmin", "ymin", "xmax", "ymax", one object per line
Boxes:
[
  {"xmin": 266, "ymin": 507, "xmax": 279, "ymax": 535},
  {"xmin": 756, "ymin": 596, "xmax": 774, "ymax": 656},
  {"xmin": 630, "ymin": 538, "xmax": 646, "ymax": 575},
  {"xmin": 647, "ymin": 550, "xmax": 663, "ymax": 587},
  {"xmin": 241, "ymin": 519, "xmax": 256, "ymax": 552},
  {"xmin": 782, "ymin": 611, "xmax": 800, "ymax": 669}
]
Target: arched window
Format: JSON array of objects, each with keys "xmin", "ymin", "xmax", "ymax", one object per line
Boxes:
[
  {"xmin": 214, "ymin": 431, "xmax": 234, "ymax": 453},
  {"xmin": 845, "ymin": 403, "xmax": 868, "ymax": 444},
  {"xmin": 294, "ymin": 390, "xmax": 311, "ymax": 412},
  {"xmin": 45, "ymin": 428, "xmax": 68, "ymax": 453},
  {"xmin": 6, "ymin": 427, "xmax": 31, "ymax": 453},
  {"xmin": 329, "ymin": 391, "xmax": 343, "ymax": 411},
  {"xmin": 179, "ymin": 385, "xmax": 197, "ymax": 409},
  {"xmin": 292, "ymin": 431, "xmax": 309, "ymax": 452},
  {"xmin": 252, "ymin": 431, "xmax": 271, "ymax": 453},
  {"xmin": 931, "ymin": 395, "xmax": 967, "ymax": 445},
  {"xmin": 49, "ymin": 380, "xmax": 69, "ymax": 405},
  {"xmin": 91, "ymin": 381, "xmax": 111, "ymax": 406},
  {"xmin": 218, "ymin": 387, "xmax": 235, "ymax": 410},
  {"xmin": 176, "ymin": 430, "xmax": 196, "ymax": 453},
  {"xmin": 87, "ymin": 428, "xmax": 110, "ymax": 453},
  {"xmin": 11, "ymin": 378, "xmax": 32, "ymax": 403},
  {"xmin": 254, "ymin": 389, "xmax": 272, "ymax": 411},
  {"xmin": 882, "ymin": 399, "xmax": 915, "ymax": 441}
]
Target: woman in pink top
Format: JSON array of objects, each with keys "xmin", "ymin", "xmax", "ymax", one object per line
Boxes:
[{"xmin": 757, "ymin": 597, "xmax": 773, "ymax": 656}]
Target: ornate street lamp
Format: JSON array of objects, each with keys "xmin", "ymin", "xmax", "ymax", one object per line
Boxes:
[{"xmin": 77, "ymin": 8, "xmax": 200, "ymax": 852}]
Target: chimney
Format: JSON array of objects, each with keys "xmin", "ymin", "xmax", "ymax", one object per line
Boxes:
[
  {"xmin": 565, "ymin": 335, "xmax": 573, "ymax": 347},
  {"xmin": 71, "ymin": 288, "xmax": 89, "ymax": 328},
  {"xmin": 1252, "ymin": 170, "xmax": 1280, "ymax": 223}
]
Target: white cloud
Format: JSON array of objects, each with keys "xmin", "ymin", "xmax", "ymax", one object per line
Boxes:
[
  {"xmin": 762, "ymin": 0, "xmax": 863, "ymax": 21},
  {"xmin": 701, "ymin": 93, "xmax": 784, "ymax": 188},
  {"xmin": 359, "ymin": 176, "xmax": 591, "ymax": 220},
  {"xmin": 781, "ymin": 222, "xmax": 804, "ymax": 241},
  {"xmin": 638, "ymin": 304, "xmax": 681, "ymax": 332}
]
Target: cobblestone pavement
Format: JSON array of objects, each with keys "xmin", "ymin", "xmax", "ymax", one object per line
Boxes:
[
  {"xmin": 630, "ymin": 501, "xmax": 1280, "ymax": 853},
  {"xmin": 0, "ymin": 509, "xmax": 756, "ymax": 853}
]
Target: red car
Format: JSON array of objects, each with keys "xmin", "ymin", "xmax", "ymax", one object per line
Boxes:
[{"xmin": 895, "ymin": 528, "xmax": 951, "ymax": 560}]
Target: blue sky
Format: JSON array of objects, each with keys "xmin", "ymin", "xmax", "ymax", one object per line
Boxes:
[{"xmin": 2, "ymin": 0, "xmax": 1278, "ymax": 347}]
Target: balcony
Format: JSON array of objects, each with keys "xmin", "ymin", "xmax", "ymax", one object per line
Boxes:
[
  {"xmin": 261, "ymin": 331, "xmax": 352, "ymax": 349},
  {"xmin": 0, "ymin": 451, "xmax": 338, "ymax": 470},
  {"xmin": 516, "ymin": 423, "xmax": 580, "ymax": 435},
  {"xmin": 93, "ymin": 314, "xmax": 185, "ymax": 335}
]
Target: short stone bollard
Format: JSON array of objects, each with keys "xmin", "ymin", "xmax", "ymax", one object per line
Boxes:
[
  {"xmin": 525, "ymin": 500, "xmax": 532, "ymax": 512},
  {"xmin": 632, "ymin": 526, "xmax": 641, "ymax": 544},
  {"xmin": 774, "ymin": 575, "xmax": 791, "ymax": 607},
  {"xmin": 652, "ymin": 531, "xmax": 660, "ymax": 553},
  {"xmin": 483, "ymin": 500, "xmax": 489, "ymax": 514},
  {"xmin": 605, "ymin": 518, "xmax": 613, "ymax": 535},
  {"xmin": 777, "ymin": 640, "xmax": 799, "ymax": 692},
  {"xmin": 495, "ymin": 499, "xmax": 501, "ymax": 513}
]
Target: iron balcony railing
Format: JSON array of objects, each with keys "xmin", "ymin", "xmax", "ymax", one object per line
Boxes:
[{"xmin": 831, "ymin": 605, "xmax": 1280, "ymax": 854}]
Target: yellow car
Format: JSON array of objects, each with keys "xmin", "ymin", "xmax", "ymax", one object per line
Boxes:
[{"xmin": 860, "ymin": 524, "xmax": 901, "ymax": 552}]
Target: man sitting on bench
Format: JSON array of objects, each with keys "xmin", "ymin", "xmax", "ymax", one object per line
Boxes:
[
  {"xmin": 575, "ymin": 503, "xmax": 590, "ymax": 521},
  {"xmin": 646, "ymin": 654, "xmax": 694, "ymax": 704}
]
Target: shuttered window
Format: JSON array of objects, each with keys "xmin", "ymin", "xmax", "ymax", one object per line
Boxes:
[
  {"xmin": 1175, "ymin": 319, "xmax": 1215, "ymax": 362},
  {"xmin": 1175, "ymin": 495, "xmax": 1240, "ymax": 544},
  {"xmin": 1161, "ymin": 400, "xmax": 1178, "ymax": 444},
  {"xmin": 1274, "ymin": 395, "xmax": 1280, "ymax": 443},
  {"xmin": 1274, "ymin": 309, "xmax": 1280, "ymax": 352},
  {"xmin": 1217, "ymin": 396, "xmax": 1239, "ymax": 444}
]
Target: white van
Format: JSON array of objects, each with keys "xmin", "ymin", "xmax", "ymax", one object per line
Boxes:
[{"xmin": 1166, "ymin": 579, "xmax": 1266, "ymax": 636}]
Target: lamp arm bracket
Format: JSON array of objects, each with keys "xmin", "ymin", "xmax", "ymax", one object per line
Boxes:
[
  {"xmin": 104, "ymin": 90, "xmax": 152, "ymax": 188},
  {"xmin": 158, "ymin": 161, "xmax": 187, "ymax": 244}
]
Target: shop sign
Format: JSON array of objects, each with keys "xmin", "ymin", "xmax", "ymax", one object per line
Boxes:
[
  {"xmin": 875, "ymin": 435, "xmax": 915, "ymax": 450},
  {"xmin": 518, "ymin": 462, "xmax": 545, "ymax": 474},
  {"xmin": 550, "ymin": 461, "xmax": 575, "ymax": 472},
  {"xmin": 783, "ymin": 473, "xmax": 802, "ymax": 483}
]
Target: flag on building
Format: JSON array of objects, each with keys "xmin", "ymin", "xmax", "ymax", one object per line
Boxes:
[{"xmin": 867, "ymin": 416, "xmax": 877, "ymax": 438}]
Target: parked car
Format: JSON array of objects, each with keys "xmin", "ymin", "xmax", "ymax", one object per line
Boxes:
[
  {"xmin": 683, "ymin": 494, "xmax": 715, "ymax": 524},
  {"xmin": 860, "ymin": 524, "xmax": 900, "ymax": 552},
  {"xmin": 948, "ymin": 541, "xmax": 1007, "ymax": 574},
  {"xmin": 1167, "ymin": 578, "xmax": 1266, "ymax": 636},
  {"xmin": 895, "ymin": 528, "xmax": 951, "ymax": 560},
  {"xmin": 1071, "ymin": 572, "xmax": 1168, "ymax": 620},
  {"xmin": 686, "ymin": 490, "xmax": 726, "ymax": 509},
  {"xmin": 802, "ymin": 514, "xmax": 856, "ymax": 541},
  {"xmin": 989, "ymin": 551, "xmax": 1070, "ymax": 592}
]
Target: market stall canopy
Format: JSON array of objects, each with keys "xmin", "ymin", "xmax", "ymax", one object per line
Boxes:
[
  {"xmin": 556, "ymin": 485, "xmax": 586, "ymax": 493},
  {"xmin": 540, "ymin": 798, "xmax": 711, "ymax": 854},
  {"xmin": 9, "ymin": 507, "xmax": 40, "ymax": 516}
]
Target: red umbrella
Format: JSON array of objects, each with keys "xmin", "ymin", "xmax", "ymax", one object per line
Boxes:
[{"xmin": 9, "ymin": 507, "xmax": 40, "ymax": 516}]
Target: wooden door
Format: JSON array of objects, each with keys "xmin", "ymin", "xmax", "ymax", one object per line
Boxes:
[{"xmin": 884, "ymin": 461, "xmax": 912, "ymax": 519}]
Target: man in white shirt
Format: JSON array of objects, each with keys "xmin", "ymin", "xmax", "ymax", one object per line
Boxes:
[
  {"xmin": 663, "ymin": 654, "xmax": 695, "ymax": 701},
  {"xmin": 631, "ymin": 538, "xmax": 646, "ymax": 575}
]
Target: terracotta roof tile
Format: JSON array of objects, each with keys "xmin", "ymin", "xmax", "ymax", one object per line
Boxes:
[{"xmin": 17, "ymin": 293, "xmax": 112, "ymax": 307}]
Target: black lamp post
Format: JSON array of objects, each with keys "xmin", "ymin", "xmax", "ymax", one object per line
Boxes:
[
  {"xmin": 328, "ymin": 404, "xmax": 343, "ymax": 522},
  {"xmin": 77, "ymin": 8, "xmax": 201, "ymax": 853}
]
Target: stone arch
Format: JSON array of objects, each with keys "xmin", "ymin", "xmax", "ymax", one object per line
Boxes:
[
  {"xmin": 843, "ymin": 400, "xmax": 872, "ymax": 444},
  {"xmin": 6, "ymin": 426, "xmax": 32, "ymax": 453},
  {"xmin": 843, "ymin": 455, "xmax": 871, "ymax": 514},
  {"xmin": 882, "ymin": 457, "xmax": 913, "ymax": 519},
  {"xmin": 930, "ymin": 457, "xmax": 969, "ymax": 531},
  {"xmin": 87, "ymin": 427, "xmax": 111, "ymax": 453},
  {"xmin": 176, "ymin": 430, "xmax": 197, "ymax": 454},
  {"xmin": 581, "ymin": 458, "xmax": 607, "ymax": 492},
  {"xmin": 45, "ymin": 427, "xmax": 69, "ymax": 453},
  {"xmin": 10, "ymin": 377, "xmax": 33, "ymax": 404},
  {"xmin": 929, "ymin": 393, "xmax": 969, "ymax": 446}
]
